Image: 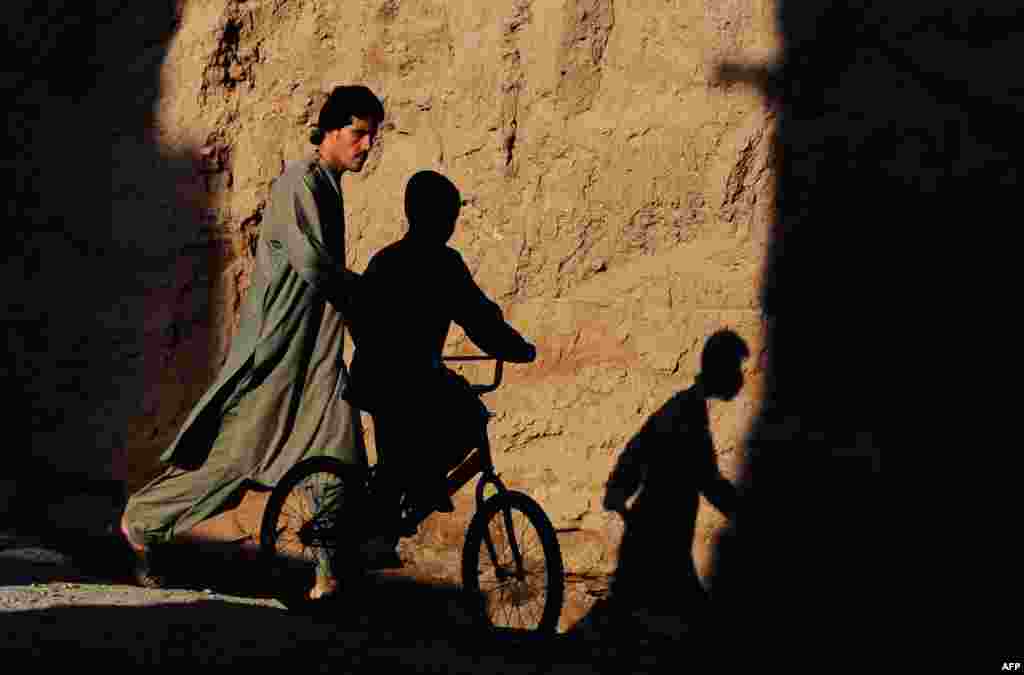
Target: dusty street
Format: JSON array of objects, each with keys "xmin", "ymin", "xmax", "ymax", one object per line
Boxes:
[{"xmin": 1, "ymin": 531, "xmax": 690, "ymax": 669}]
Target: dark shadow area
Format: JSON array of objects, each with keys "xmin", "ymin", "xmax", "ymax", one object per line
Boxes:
[
  {"xmin": 1, "ymin": 586, "xmax": 515, "ymax": 666},
  {"xmin": 3, "ymin": 2, "xmax": 219, "ymax": 542},
  {"xmin": 1, "ymin": 548, "xmax": 657, "ymax": 670},
  {"xmin": 0, "ymin": 532, "xmax": 105, "ymax": 586},
  {"xmin": 3, "ymin": 528, "xmax": 139, "ymax": 587},
  {"xmin": 572, "ymin": 331, "xmax": 747, "ymax": 634},
  {"xmin": 706, "ymin": 1, "xmax": 1007, "ymax": 654}
]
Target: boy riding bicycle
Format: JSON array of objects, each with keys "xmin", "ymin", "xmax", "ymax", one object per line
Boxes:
[{"xmin": 344, "ymin": 170, "xmax": 536, "ymax": 532}]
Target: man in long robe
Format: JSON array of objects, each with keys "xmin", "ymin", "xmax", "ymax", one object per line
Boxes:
[{"xmin": 121, "ymin": 85, "xmax": 384, "ymax": 587}]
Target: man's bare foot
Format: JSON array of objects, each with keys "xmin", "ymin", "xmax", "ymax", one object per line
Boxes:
[
  {"xmin": 120, "ymin": 519, "xmax": 146, "ymax": 553},
  {"xmin": 121, "ymin": 518, "xmax": 166, "ymax": 588},
  {"xmin": 309, "ymin": 574, "xmax": 339, "ymax": 600},
  {"xmin": 238, "ymin": 537, "xmax": 261, "ymax": 562}
]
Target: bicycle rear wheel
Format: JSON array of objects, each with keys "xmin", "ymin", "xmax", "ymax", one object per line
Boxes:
[
  {"xmin": 461, "ymin": 491, "xmax": 564, "ymax": 634},
  {"xmin": 260, "ymin": 456, "xmax": 361, "ymax": 610}
]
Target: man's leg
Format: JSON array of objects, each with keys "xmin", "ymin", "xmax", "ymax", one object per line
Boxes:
[
  {"xmin": 121, "ymin": 465, "xmax": 194, "ymax": 551},
  {"xmin": 121, "ymin": 461, "xmax": 245, "ymax": 586},
  {"xmin": 120, "ymin": 386, "xmax": 256, "ymax": 585}
]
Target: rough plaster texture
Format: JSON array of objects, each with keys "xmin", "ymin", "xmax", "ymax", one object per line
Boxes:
[
  {"xmin": 110, "ymin": 0, "xmax": 779, "ymax": 596},
  {"xmin": 3, "ymin": 0, "xmax": 782, "ymax": 621},
  {"xmin": 12, "ymin": 0, "xmax": 983, "ymax": 650}
]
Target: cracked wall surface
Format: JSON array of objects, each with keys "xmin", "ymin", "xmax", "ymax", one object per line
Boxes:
[
  {"xmin": 12, "ymin": 0, "xmax": 779, "ymax": 618},
  {"xmin": 122, "ymin": 0, "xmax": 779, "ymax": 604}
]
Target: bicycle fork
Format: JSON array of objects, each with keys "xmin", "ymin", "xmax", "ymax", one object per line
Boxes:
[{"xmin": 474, "ymin": 436, "xmax": 527, "ymax": 581}]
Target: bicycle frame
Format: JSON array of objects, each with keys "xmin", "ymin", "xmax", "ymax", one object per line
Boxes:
[
  {"xmin": 390, "ymin": 356, "xmax": 509, "ymax": 530},
  {"xmin": 262, "ymin": 352, "xmax": 558, "ymax": 628},
  {"xmin": 438, "ymin": 355, "xmax": 507, "ymax": 509},
  {"xmin": 438, "ymin": 356, "xmax": 526, "ymax": 582}
]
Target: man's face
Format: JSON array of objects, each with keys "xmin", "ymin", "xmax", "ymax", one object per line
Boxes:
[{"xmin": 324, "ymin": 116, "xmax": 379, "ymax": 173}]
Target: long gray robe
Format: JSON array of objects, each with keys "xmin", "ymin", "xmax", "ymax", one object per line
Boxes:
[{"xmin": 123, "ymin": 156, "xmax": 366, "ymax": 547}]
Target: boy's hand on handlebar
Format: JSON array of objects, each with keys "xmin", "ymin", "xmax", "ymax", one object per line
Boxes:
[{"xmin": 506, "ymin": 343, "xmax": 537, "ymax": 364}]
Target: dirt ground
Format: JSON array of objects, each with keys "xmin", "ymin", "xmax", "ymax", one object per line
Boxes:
[{"xmin": 0, "ymin": 530, "xmax": 694, "ymax": 669}]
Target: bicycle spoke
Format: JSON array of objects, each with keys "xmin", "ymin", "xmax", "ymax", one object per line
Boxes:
[
  {"xmin": 275, "ymin": 470, "xmax": 343, "ymax": 567},
  {"xmin": 501, "ymin": 588, "xmax": 515, "ymax": 627},
  {"xmin": 474, "ymin": 504, "xmax": 553, "ymax": 630},
  {"xmin": 261, "ymin": 458, "xmax": 362, "ymax": 610},
  {"xmin": 275, "ymin": 502, "xmax": 306, "ymax": 562}
]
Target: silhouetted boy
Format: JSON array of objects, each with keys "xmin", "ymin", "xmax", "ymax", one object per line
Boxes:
[
  {"xmin": 345, "ymin": 170, "xmax": 536, "ymax": 524},
  {"xmin": 600, "ymin": 329, "xmax": 748, "ymax": 618}
]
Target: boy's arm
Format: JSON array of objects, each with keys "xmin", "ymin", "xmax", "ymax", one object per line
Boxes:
[
  {"xmin": 449, "ymin": 249, "xmax": 535, "ymax": 362},
  {"xmin": 695, "ymin": 428, "xmax": 740, "ymax": 518},
  {"xmin": 603, "ymin": 402, "xmax": 668, "ymax": 513},
  {"xmin": 603, "ymin": 444, "xmax": 646, "ymax": 514}
]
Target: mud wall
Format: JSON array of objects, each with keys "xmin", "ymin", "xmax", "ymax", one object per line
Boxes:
[
  {"xmin": 9, "ymin": 0, "xmax": 779, "ymax": 598},
  {"xmin": 23, "ymin": 0, "xmax": 1023, "ymax": 649},
  {"xmin": 133, "ymin": 0, "xmax": 777, "ymax": 585},
  {"xmin": 4, "ymin": 1, "xmax": 199, "ymax": 532}
]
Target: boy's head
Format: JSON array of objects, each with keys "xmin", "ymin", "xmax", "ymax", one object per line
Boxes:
[
  {"xmin": 404, "ymin": 170, "xmax": 461, "ymax": 244},
  {"xmin": 698, "ymin": 329, "xmax": 750, "ymax": 400}
]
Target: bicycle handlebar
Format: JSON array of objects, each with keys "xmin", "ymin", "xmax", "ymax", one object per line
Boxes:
[{"xmin": 441, "ymin": 355, "xmax": 504, "ymax": 395}]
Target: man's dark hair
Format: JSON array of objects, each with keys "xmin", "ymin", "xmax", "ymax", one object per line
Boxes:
[{"xmin": 309, "ymin": 85, "xmax": 385, "ymax": 144}]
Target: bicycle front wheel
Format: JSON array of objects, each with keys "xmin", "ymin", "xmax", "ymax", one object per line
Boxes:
[
  {"xmin": 260, "ymin": 456, "xmax": 361, "ymax": 610},
  {"xmin": 461, "ymin": 491, "xmax": 564, "ymax": 634}
]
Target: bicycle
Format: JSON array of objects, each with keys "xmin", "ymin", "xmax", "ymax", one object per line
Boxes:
[{"xmin": 259, "ymin": 356, "xmax": 565, "ymax": 634}]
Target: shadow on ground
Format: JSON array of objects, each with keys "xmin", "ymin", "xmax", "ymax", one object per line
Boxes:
[
  {"xmin": 5, "ymin": 599, "xmax": 694, "ymax": 671},
  {"xmin": 3, "ymin": 532, "xmax": 695, "ymax": 670},
  {"xmin": 4, "ymin": 574, "xmax": 689, "ymax": 671}
]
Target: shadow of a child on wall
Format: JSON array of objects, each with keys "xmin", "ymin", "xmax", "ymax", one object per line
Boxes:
[{"xmin": 574, "ymin": 329, "xmax": 748, "ymax": 633}]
